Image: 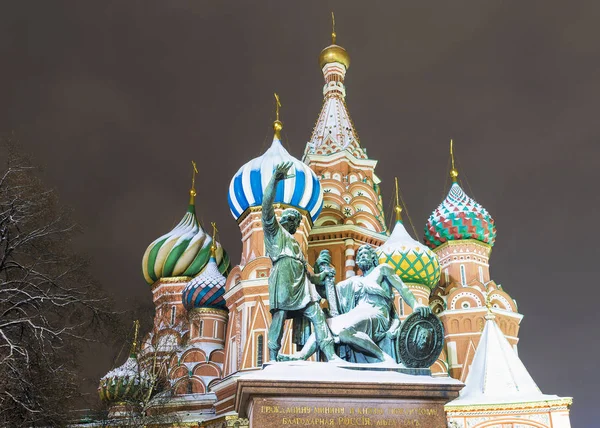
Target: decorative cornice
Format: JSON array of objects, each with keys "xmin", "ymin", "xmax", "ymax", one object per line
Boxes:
[
  {"xmin": 445, "ymin": 397, "xmax": 573, "ymax": 413},
  {"xmin": 151, "ymin": 276, "xmax": 191, "ymax": 291},
  {"xmin": 309, "ymin": 223, "xmax": 387, "ymax": 245},
  {"xmin": 433, "ymin": 239, "xmax": 492, "ymax": 256},
  {"xmin": 304, "ymin": 150, "xmax": 378, "ymax": 170},
  {"xmin": 189, "ymin": 307, "xmax": 229, "ymax": 317},
  {"xmin": 236, "ymin": 203, "xmax": 312, "ymax": 227}
]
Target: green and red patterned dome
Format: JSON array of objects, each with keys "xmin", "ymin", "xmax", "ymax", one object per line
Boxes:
[{"xmin": 424, "ymin": 182, "xmax": 496, "ymax": 249}]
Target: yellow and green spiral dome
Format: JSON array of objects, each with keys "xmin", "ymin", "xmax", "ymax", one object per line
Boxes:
[{"xmin": 377, "ymin": 220, "xmax": 441, "ymax": 289}]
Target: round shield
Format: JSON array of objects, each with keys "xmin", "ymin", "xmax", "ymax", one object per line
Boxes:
[{"xmin": 396, "ymin": 311, "xmax": 444, "ymax": 368}]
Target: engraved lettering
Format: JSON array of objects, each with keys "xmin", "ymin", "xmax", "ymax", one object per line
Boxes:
[{"xmin": 337, "ymin": 416, "xmax": 372, "ymax": 425}]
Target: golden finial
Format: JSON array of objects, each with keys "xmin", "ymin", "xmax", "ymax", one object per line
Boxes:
[
  {"xmin": 273, "ymin": 93, "xmax": 283, "ymax": 139},
  {"xmin": 450, "ymin": 139, "xmax": 459, "ymax": 183},
  {"xmin": 130, "ymin": 320, "xmax": 140, "ymax": 356},
  {"xmin": 394, "ymin": 177, "xmax": 403, "ymax": 222},
  {"xmin": 189, "ymin": 160, "xmax": 199, "ymax": 205},
  {"xmin": 318, "ymin": 12, "xmax": 350, "ymax": 70},
  {"xmin": 485, "ymin": 294, "xmax": 495, "ymax": 320},
  {"xmin": 331, "ymin": 12, "xmax": 337, "ymax": 44},
  {"xmin": 210, "ymin": 221, "xmax": 218, "ymax": 257}
]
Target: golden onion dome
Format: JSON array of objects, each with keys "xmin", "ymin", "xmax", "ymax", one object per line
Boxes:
[
  {"xmin": 319, "ymin": 13, "xmax": 350, "ymax": 70},
  {"xmin": 319, "ymin": 44, "xmax": 350, "ymax": 70}
]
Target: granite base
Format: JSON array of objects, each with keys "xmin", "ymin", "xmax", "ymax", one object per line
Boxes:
[{"xmin": 235, "ymin": 361, "xmax": 463, "ymax": 427}]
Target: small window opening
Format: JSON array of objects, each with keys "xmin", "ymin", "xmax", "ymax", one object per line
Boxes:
[
  {"xmin": 460, "ymin": 265, "xmax": 467, "ymax": 286},
  {"xmin": 257, "ymin": 335, "xmax": 264, "ymax": 366}
]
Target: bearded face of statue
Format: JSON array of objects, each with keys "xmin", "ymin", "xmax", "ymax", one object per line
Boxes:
[
  {"xmin": 356, "ymin": 245, "xmax": 377, "ymax": 272},
  {"xmin": 280, "ymin": 208, "xmax": 301, "ymax": 234}
]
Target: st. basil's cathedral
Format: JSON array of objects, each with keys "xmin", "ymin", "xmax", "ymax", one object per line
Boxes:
[{"xmin": 97, "ymin": 20, "xmax": 572, "ymax": 428}]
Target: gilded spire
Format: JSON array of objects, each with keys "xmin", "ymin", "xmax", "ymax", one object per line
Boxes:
[
  {"xmin": 331, "ymin": 11, "xmax": 336, "ymax": 44},
  {"xmin": 273, "ymin": 93, "xmax": 283, "ymax": 140},
  {"xmin": 450, "ymin": 139, "xmax": 459, "ymax": 183},
  {"xmin": 189, "ymin": 160, "xmax": 199, "ymax": 205},
  {"xmin": 129, "ymin": 320, "xmax": 140, "ymax": 357},
  {"xmin": 210, "ymin": 221, "xmax": 218, "ymax": 258},
  {"xmin": 394, "ymin": 177, "xmax": 403, "ymax": 222}
]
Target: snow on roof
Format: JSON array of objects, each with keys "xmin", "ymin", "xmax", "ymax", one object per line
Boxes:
[
  {"xmin": 447, "ymin": 314, "xmax": 566, "ymax": 407},
  {"xmin": 101, "ymin": 355, "xmax": 148, "ymax": 384}
]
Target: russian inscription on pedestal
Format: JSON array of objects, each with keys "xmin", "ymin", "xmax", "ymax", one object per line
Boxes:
[{"xmin": 251, "ymin": 397, "xmax": 447, "ymax": 427}]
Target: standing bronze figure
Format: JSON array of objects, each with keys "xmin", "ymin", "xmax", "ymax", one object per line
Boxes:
[{"xmin": 262, "ymin": 162, "xmax": 340, "ymax": 362}]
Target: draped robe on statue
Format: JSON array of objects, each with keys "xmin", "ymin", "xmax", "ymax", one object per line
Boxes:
[
  {"xmin": 330, "ymin": 270, "xmax": 400, "ymax": 363},
  {"xmin": 263, "ymin": 211, "xmax": 319, "ymax": 346}
]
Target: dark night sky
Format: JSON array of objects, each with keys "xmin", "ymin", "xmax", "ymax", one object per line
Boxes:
[{"xmin": 1, "ymin": 1, "xmax": 598, "ymax": 425}]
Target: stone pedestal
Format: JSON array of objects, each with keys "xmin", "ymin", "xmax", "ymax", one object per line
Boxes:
[{"xmin": 235, "ymin": 361, "xmax": 463, "ymax": 427}]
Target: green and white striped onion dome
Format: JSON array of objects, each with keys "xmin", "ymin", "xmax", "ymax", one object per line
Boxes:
[
  {"xmin": 377, "ymin": 220, "xmax": 441, "ymax": 289},
  {"xmin": 98, "ymin": 354, "xmax": 151, "ymax": 403},
  {"xmin": 142, "ymin": 203, "xmax": 230, "ymax": 285}
]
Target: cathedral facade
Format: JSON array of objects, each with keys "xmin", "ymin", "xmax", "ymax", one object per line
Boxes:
[{"xmin": 98, "ymin": 23, "xmax": 571, "ymax": 428}]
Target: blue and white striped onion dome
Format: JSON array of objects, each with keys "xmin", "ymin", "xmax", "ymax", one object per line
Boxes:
[
  {"xmin": 227, "ymin": 136, "xmax": 324, "ymax": 222},
  {"xmin": 182, "ymin": 256, "xmax": 227, "ymax": 311},
  {"xmin": 142, "ymin": 203, "xmax": 231, "ymax": 285}
]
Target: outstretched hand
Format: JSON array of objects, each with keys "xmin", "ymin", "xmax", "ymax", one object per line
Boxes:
[
  {"xmin": 274, "ymin": 161, "xmax": 294, "ymax": 182},
  {"xmin": 385, "ymin": 325, "xmax": 400, "ymax": 339},
  {"xmin": 414, "ymin": 304, "xmax": 432, "ymax": 318}
]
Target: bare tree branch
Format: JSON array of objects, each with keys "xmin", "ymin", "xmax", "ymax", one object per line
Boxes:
[{"xmin": 0, "ymin": 135, "xmax": 117, "ymax": 426}]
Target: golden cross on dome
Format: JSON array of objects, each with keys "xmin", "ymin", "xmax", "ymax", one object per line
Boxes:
[
  {"xmin": 394, "ymin": 177, "xmax": 403, "ymax": 222},
  {"xmin": 274, "ymin": 93, "xmax": 281, "ymax": 122},
  {"xmin": 211, "ymin": 221, "xmax": 218, "ymax": 242},
  {"xmin": 189, "ymin": 160, "xmax": 199, "ymax": 204},
  {"xmin": 450, "ymin": 139, "xmax": 459, "ymax": 183},
  {"xmin": 273, "ymin": 93, "xmax": 283, "ymax": 139},
  {"xmin": 130, "ymin": 319, "xmax": 140, "ymax": 356},
  {"xmin": 210, "ymin": 221, "xmax": 218, "ymax": 256},
  {"xmin": 331, "ymin": 11, "xmax": 337, "ymax": 44}
]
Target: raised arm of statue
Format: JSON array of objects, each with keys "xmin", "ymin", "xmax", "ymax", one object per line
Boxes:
[
  {"xmin": 262, "ymin": 161, "xmax": 293, "ymax": 237},
  {"xmin": 380, "ymin": 264, "xmax": 431, "ymax": 317}
]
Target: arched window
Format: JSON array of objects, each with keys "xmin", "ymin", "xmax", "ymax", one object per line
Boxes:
[
  {"xmin": 256, "ymin": 335, "xmax": 264, "ymax": 366},
  {"xmin": 187, "ymin": 380, "xmax": 193, "ymax": 394},
  {"xmin": 199, "ymin": 320, "xmax": 204, "ymax": 337},
  {"xmin": 460, "ymin": 265, "xmax": 466, "ymax": 286},
  {"xmin": 399, "ymin": 298, "xmax": 404, "ymax": 316},
  {"xmin": 170, "ymin": 306, "xmax": 176, "ymax": 325}
]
